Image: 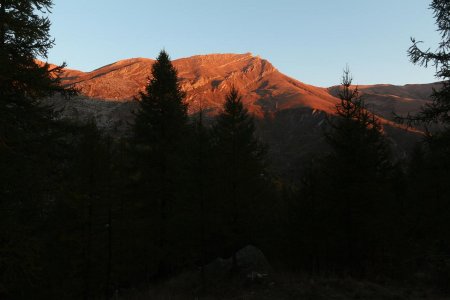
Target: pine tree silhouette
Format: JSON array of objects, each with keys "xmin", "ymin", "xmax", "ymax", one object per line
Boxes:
[
  {"xmin": 212, "ymin": 87, "xmax": 266, "ymax": 272},
  {"xmin": 400, "ymin": 0, "xmax": 450, "ymax": 126},
  {"xmin": 319, "ymin": 68, "xmax": 393, "ymax": 274},
  {"xmin": 401, "ymin": 2, "xmax": 450, "ymax": 290},
  {"xmin": 132, "ymin": 50, "xmax": 188, "ymax": 279},
  {"xmin": 0, "ymin": 1, "xmax": 74, "ymax": 297}
]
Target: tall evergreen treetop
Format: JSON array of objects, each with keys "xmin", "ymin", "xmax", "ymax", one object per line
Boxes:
[
  {"xmin": 0, "ymin": 0, "xmax": 66, "ymax": 98},
  {"xmin": 314, "ymin": 68, "xmax": 394, "ymax": 273},
  {"xmin": 133, "ymin": 50, "xmax": 187, "ymax": 146},
  {"xmin": 131, "ymin": 50, "xmax": 189, "ymax": 279},
  {"xmin": 214, "ymin": 87, "xmax": 263, "ymax": 162},
  {"xmin": 0, "ymin": 1, "xmax": 73, "ymax": 297},
  {"xmin": 404, "ymin": 0, "xmax": 450, "ymax": 126},
  {"xmin": 213, "ymin": 87, "xmax": 266, "ymax": 269},
  {"xmin": 0, "ymin": 0, "xmax": 72, "ymax": 153},
  {"xmin": 327, "ymin": 68, "xmax": 391, "ymax": 175}
]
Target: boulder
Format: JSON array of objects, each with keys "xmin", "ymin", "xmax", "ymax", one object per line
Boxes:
[{"xmin": 204, "ymin": 245, "xmax": 271, "ymax": 282}]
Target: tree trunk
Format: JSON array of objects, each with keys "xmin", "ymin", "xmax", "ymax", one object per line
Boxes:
[
  {"xmin": 84, "ymin": 198, "xmax": 93, "ymax": 300},
  {"xmin": 105, "ymin": 204, "xmax": 112, "ymax": 300}
]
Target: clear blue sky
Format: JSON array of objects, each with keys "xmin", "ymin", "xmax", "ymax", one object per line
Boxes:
[{"xmin": 48, "ymin": 0, "xmax": 440, "ymax": 87}]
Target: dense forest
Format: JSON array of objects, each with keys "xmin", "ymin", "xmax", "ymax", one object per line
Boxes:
[{"xmin": 1, "ymin": 0, "xmax": 450, "ymax": 299}]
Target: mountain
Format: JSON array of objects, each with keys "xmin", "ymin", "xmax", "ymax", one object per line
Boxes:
[
  {"xmin": 60, "ymin": 53, "xmax": 340, "ymax": 116},
  {"xmin": 50, "ymin": 53, "xmax": 432, "ymax": 175},
  {"xmin": 328, "ymin": 83, "xmax": 439, "ymax": 122},
  {"xmin": 58, "ymin": 52, "xmax": 435, "ymax": 122}
]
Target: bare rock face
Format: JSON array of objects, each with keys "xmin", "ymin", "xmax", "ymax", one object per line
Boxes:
[
  {"xmin": 59, "ymin": 53, "xmax": 339, "ymax": 117},
  {"xmin": 46, "ymin": 96, "xmax": 138, "ymax": 135},
  {"xmin": 57, "ymin": 53, "xmax": 435, "ymax": 122},
  {"xmin": 61, "ymin": 58, "xmax": 155, "ymax": 101}
]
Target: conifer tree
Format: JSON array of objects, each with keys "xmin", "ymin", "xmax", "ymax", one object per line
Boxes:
[
  {"xmin": 133, "ymin": 50, "xmax": 187, "ymax": 146},
  {"xmin": 403, "ymin": 0, "xmax": 450, "ymax": 126},
  {"xmin": 0, "ymin": 0, "xmax": 70, "ymax": 203},
  {"xmin": 404, "ymin": 0, "xmax": 450, "ymax": 217},
  {"xmin": 326, "ymin": 68, "xmax": 391, "ymax": 177},
  {"xmin": 190, "ymin": 109, "xmax": 210, "ymax": 285},
  {"xmin": 75, "ymin": 123, "xmax": 112, "ymax": 300},
  {"xmin": 212, "ymin": 87, "xmax": 266, "ymax": 271},
  {"xmin": 318, "ymin": 68, "xmax": 393, "ymax": 273},
  {"xmin": 41, "ymin": 122, "xmax": 117, "ymax": 299},
  {"xmin": 0, "ymin": 1, "xmax": 73, "ymax": 297},
  {"xmin": 402, "ymin": 2, "xmax": 450, "ymax": 287},
  {"xmin": 132, "ymin": 50, "xmax": 188, "ymax": 278},
  {"xmin": 0, "ymin": 0, "xmax": 66, "ymax": 98},
  {"xmin": 0, "ymin": 0, "xmax": 71, "ymax": 152}
]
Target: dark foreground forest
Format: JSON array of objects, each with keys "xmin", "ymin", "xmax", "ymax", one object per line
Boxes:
[{"xmin": 1, "ymin": 1, "xmax": 450, "ymax": 299}]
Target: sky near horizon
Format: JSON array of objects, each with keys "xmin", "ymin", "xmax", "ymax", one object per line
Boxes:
[{"xmin": 48, "ymin": 0, "xmax": 441, "ymax": 87}]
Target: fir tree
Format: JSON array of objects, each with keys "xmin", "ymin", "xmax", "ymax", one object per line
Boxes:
[
  {"xmin": 401, "ymin": 0, "xmax": 450, "ymax": 126},
  {"xmin": 326, "ymin": 67, "xmax": 391, "ymax": 177},
  {"xmin": 75, "ymin": 123, "xmax": 112, "ymax": 300},
  {"xmin": 0, "ymin": 0, "xmax": 67, "ymax": 99},
  {"xmin": 133, "ymin": 50, "xmax": 187, "ymax": 146},
  {"xmin": 317, "ymin": 68, "xmax": 393, "ymax": 274},
  {"xmin": 401, "ymin": 2, "xmax": 450, "ymax": 289},
  {"xmin": 132, "ymin": 50, "xmax": 188, "ymax": 279},
  {"xmin": 190, "ymin": 108, "xmax": 210, "ymax": 286},
  {"xmin": 0, "ymin": 0, "xmax": 72, "ymax": 152},
  {"xmin": 212, "ymin": 87, "xmax": 266, "ymax": 272},
  {"xmin": 0, "ymin": 1, "xmax": 73, "ymax": 297}
]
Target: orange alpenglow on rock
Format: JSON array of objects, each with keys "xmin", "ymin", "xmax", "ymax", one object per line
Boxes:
[
  {"xmin": 55, "ymin": 53, "xmax": 338, "ymax": 116},
  {"xmin": 48, "ymin": 53, "xmax": 435, "ymax": 123}
]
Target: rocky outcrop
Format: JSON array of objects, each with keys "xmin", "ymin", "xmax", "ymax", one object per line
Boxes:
[{"xmin": 204, "ymin": 245, "xmax": 271, "ymax": 283}]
